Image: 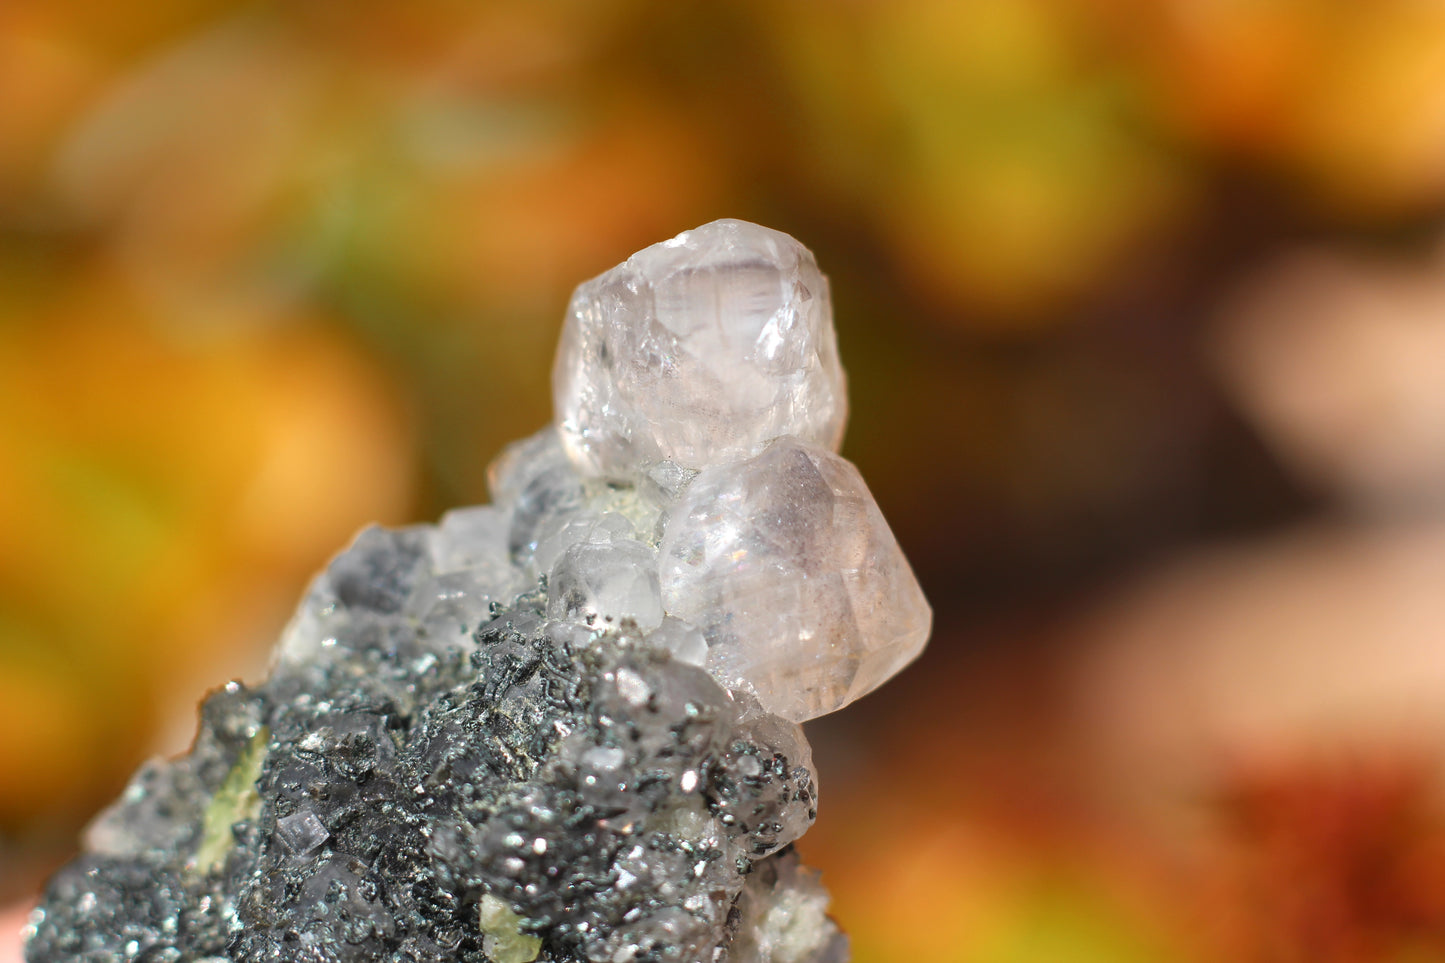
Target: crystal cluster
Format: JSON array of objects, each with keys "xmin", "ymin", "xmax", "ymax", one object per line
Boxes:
[{"xmin": 26, "ymin": 219, "xmax": 930, "ymax": 963}]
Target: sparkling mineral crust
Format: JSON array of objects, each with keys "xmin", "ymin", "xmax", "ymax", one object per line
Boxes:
[{"xmin": 26, "ymin": 219, "xmax": 931, "ymax": 963}]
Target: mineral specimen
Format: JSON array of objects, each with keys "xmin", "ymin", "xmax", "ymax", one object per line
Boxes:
[
  {"xmin": 25, "ymin": 219, "xmax": 930, "ymax": 963},
  {"xmin": 553, "ymin": 219, "xmax": 847, "ymax": 478}
]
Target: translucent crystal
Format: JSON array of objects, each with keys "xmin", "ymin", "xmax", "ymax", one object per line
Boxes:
[
  {"xmin": 322, "ymin": 525, "xmax": 430, "ymax": 616},
  {"xmin": 730, "ymin": 851, "xmax": 847, "ymax": 963},
  {"xmin": 412, "ymin": 505, "xmax": 525, "ymax": 633},
  {"xmin": 427, "ymin": 505, "xmax": 512, "ymax": 576},
  {"xmin": 532, "ymin": 510, "xmax": 636, "ymax": 575},
  {"xmin": 717, "ymin": 708, "xmax": 818, "ymax": 856},
  {"xmin": 546, "ymin": 537, "xmax": 664, "ymax": 632},
  {"xmin": 276, "ymin": 810, "xmax": 329, "ymax": 856},
  {"xmin": 658, "ymin": 436, "xmax": 931, "ymax": 721},
  {"xmin": 553, "ymin": 219, "xmax": 847, "ymax": 478},
  {"xmin": 645, "ymin": 616, "xmax": 708, "ymax": 666},
  {"xmin": 487, "ymin": 427, "xmax": 587, "ymax": 562}
]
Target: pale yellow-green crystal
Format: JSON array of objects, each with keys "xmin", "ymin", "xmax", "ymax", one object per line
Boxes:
[
  {"xmin": 479, "ymin": 894, "xmax": 542, "ymax": 963},
  {"xmin": 194, "ymin": 727, "xmax": 269, "ymax": 873}
]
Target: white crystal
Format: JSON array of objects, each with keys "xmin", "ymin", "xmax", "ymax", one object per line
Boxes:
[
  {"xmin": 552, "ymin": 219, "xmax": 847, "ymax": 478},
  {"xmin": 487, "ymin": 427, "xmax": 571, "ymax": 505},
  {"xmin": 532, "ymin": 511, "xmax": 636, "ymax": 575},
  {"xmin": 729, "ymin": 852, "xmax": 844, "ymax": 963},
  {"xmin": 613, "ymin": 666, "xmax": 652, "ymax": 707},
  {"xmin": 413, "ymin": 505, "xmax": 525, "ymax": 629},
  {"xmin": 645, "ymin": 617, "xmax": 708, "ymax": 666},
  {"xmin": 276, "ymin": 810, "xmax": 329, "ymax": 856},
  {"xmin": 487, "ymin": 427, "xmax": 587, "ymax": 562},
  {"xmin": 657, "ymin": 436, "xmax": 931, "ymax": 721},
  {"xmin": 547, "ymin": 537, "xmax": 664, "ymax": 632},
  {"xmin": 373, "ymin": 220, "xmax": 928, "ymax": 725},
  {"xmin": 429, "ymin": 505, "xmax": 512, "ymax": 575},
  {"xmin": 580, "ymin": 745, "xmax": 626, "ymax": 772}
]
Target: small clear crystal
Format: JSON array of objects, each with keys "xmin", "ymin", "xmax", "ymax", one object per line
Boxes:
[
  {"xmin": 532, "ymin": 510, "xmax": 636, "ymax": 575},
  {"xmin": 645, "ymin": 616, "xmax": 708, "ymax": 666},
  {"xmin": 277, "ymin": 810, "xmax": 329, "ymax": 856},
  {"xmin": 553, "ymin": 219, "xmax": 847, "ymax": 478},
  {"xmin": 658, "ymin": 436, "xmax": 931, "ymax": 721},
  {"xmin": 546, "ymin": 537, "xmax": 664, "ymax": 632},
  {"xmin": 429, "ymin": 505, "xmax": 514, "ymax": 577}
]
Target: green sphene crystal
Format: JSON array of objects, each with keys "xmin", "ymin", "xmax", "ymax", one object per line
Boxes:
[
  {"xmin": 194, "ymin": 726, "xmax": 269, "ymax": 874},
  {"xmin": 478, "ymin": 894, "xmax": 542, "ymax": 963}
]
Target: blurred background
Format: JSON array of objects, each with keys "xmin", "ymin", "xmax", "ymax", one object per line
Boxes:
[{"xmin": 7, "ymin": 0, "xmax": 1445, "ymax": 959}]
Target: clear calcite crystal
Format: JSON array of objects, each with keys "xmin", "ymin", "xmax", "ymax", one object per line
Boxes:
[
  {"xmin": 544, "ymin": 218, "xmax": 928, "ymax": 721},
  {"xmin": 553, "ymin": 219, "xmax": 848, "ymax": 477},
  {"xmin": 658, "ymin": 436, "xmax": 931, "ymax": 721},
  {"xmin": 546, "ymin": 536, "xmax": 664, "ymax": 632},
  {"xmin": 28, "ymin": 220, "xmax": 928, "ymax": 963}
]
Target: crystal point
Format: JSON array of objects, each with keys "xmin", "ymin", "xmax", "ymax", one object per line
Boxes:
[
  {"xmin": 659, "ymin": 436, "xmax": 931, "ymax": 721},
  {"xmin": 553, "ymin": 219, "xmax": 847, "ymax": 478}
]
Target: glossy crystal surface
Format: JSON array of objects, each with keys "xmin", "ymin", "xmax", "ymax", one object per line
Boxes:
[
  {"xmin": 659, "ymin": 436, "xmax": 931, "ymax": 721},
  {"xmin": 553, "ymin": 219, "xmax": 847, "ymax": 478}
]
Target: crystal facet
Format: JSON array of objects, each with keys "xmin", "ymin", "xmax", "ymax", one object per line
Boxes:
[
  {"xmin": 659, "ymin": 435, "xmax": 931, "ymax": 721},
  {"xmin": 553, "ymin": 219, "xmax": 848, "ymax": 477},
  {"xmin": 546, "ymin": 536, "xmax": 664, "ymax": 631}
]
